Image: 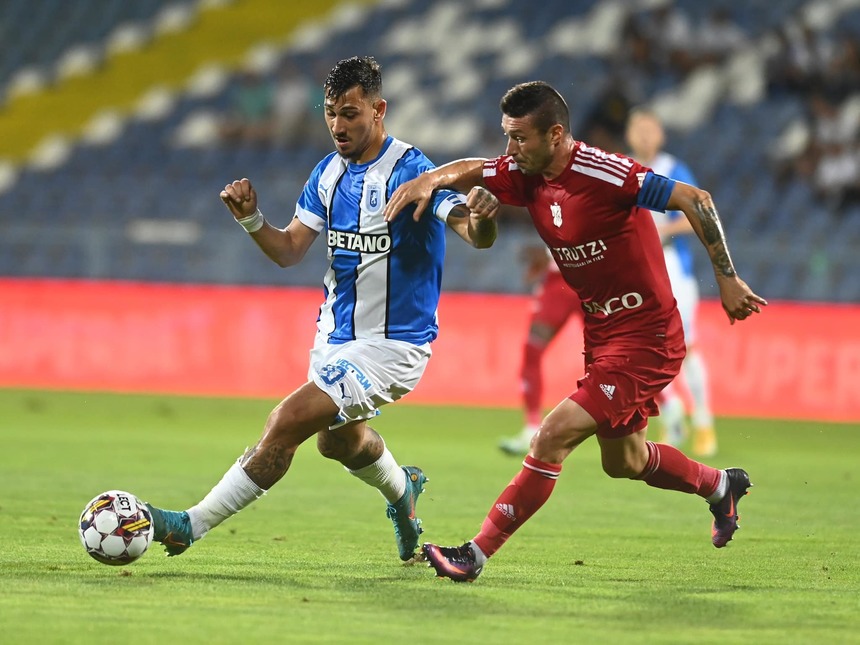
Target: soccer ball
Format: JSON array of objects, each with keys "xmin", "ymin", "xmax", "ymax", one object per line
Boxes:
[{"xmin": 78, "ymin": 490, "xmax": 154, "ymax": 565}]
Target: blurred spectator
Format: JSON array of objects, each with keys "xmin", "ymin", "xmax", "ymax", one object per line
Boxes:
[
  {"xmin": 766, "ymin": 21, "xmax": 839, "ymax": 96},
  {"xmin": 611, "ymin": 19, "xmax": 655, "ymax": 104},
  {"xmin": 813, "ymin": 141, "xmax": 860, "ymax": 209},
  {"xmin": 218, "ymin": 70, "xmax": 275, "ymax": 145},
  {"xmin": 775, "ymin": 91, "xmax": 860, "ymax": 210},
  {"xmin": 576, "ymin": 80, "xmax": 632, "ymax": 153},
  {"xmin": 818, "ymin": 35, "xmax": 860, "ymax": 102},
  {"xmin": 271, "ymin": 59, "xmax": 314, "ymax": 146},
  {"xmin": 635, "ymin": 4, "xmax": 696, "ymax": 76},
  {"xmin": 808, "ymin": 92, "xmax": 859, "ymax": 146},
  {"xmin": 696, "ymin": 8, "xmax": 748, "ymax": 66},
  {"xmin": 621, "ymin": 5, "xmax": 749, "ymax": 86}
]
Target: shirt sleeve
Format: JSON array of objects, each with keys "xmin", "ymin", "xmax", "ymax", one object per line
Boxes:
[
  {"xmin": 390, "ymin": 149, "xmax": 468, "ymax": 221},
  {"xmin": 432, "ymin": 190, "xmax": 467, "ymax": 221},
  {"xmin": 294, "ymin": 160, "xmax": 328, "ymax": 232},
  {"xmin": 482, "ymin": 156, "xmax": 528, "ymax": 206}
]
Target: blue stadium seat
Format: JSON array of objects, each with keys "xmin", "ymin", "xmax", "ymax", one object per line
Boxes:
[{"xmin": 0, "ymin": 0, "xmax": 190, "ymax": 96}]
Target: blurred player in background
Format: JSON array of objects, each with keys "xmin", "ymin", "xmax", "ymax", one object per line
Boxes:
[
  {"xmin": 625, "ymin": 108, "xmax": 717, "ymax": 457},
  {"xmin": 144, "ymin": 56, "xmax": 499, "ymax": 563},
  {"xmin": 385, "ymin": 81, "xmax": 766, "ymax": 582},
  {"xmin": 498, "ymin": 246, "xmax": 582, "ymax": 456}
]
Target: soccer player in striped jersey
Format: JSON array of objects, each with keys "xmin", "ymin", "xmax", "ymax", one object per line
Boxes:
[
  {"xmin": 385, "ymin": 81, "xmax": 766, "ymax": 582},
  {"xmin": 625, "ymin": 107, "xmax": 718, "ymax": 457},
  {"xmin": 144, "ymin": 56, "xmax": 499, "ymax": 563}
]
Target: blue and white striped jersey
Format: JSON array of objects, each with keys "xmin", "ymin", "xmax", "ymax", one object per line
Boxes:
[
  {"xmin": 648, "ymin": 151, "xmax": 697, "ymax": 277},
  {"xmin": 295, "ymin": 136, "xmax": 466, "ymax": 346}
]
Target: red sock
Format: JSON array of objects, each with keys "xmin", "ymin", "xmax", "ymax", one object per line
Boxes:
[
  {"xmin": 521, "ymin": 342, "xmax": 545, "ymax": 428},
  {"xmin": 472, "ymin": 455, "xmax": 562, "ymax": 557},
  {"xmin": 635, "ymin": 440, "xmax": 720, "ymax": 497}
]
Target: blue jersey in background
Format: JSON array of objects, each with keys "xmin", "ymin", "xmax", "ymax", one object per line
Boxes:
[{"xmin": 649, "ymin": 151, "xmax": 697, "ymax": 277}]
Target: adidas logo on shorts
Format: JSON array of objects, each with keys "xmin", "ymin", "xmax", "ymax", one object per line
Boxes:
[{"xmin": 600, "ymin": 383, "xmax": 616, "ymax": 400}]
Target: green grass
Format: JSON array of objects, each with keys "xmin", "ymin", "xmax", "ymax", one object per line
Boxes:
[{"xmin": 1, "ymin": 389, "xmax": 858, "ymax": 644}]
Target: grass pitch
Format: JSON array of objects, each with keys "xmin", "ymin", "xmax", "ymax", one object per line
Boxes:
[{"xmin": 1, "ymin": 389, "xmax": 858, "ymax": 644}]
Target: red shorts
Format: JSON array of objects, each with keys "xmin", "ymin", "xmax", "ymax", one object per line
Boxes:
[
  {"xmin": 531, "ymin": 270, "xmax": 582, "ymax": 331},
  {"xmin": 571, "ymin": 340, "xmax": 685, "ymax": 438}
]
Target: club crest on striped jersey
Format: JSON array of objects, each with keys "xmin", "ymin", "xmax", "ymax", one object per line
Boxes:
[{"xmin": 363, "ymin": 183, "xmax": 385, "ymax": 214}]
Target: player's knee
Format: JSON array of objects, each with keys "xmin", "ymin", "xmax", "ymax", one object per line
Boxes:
[
  {"xmin": 532, "ymin": 422, "xmax": 588, "ymax": 463},
  {"xmin": 316, "ymin": 441, "xmax": 339, "ymax": 461},
  {"xmin": 316, "ymin": 433, "xmax": 348, "ymax": 461},
  {"xmin": 262, "ymin": 404, "xmax": 306, "ymax": 450},
  {"xmin": 315, "ymin": 425, "xmax": 371, "ymax": 464}
]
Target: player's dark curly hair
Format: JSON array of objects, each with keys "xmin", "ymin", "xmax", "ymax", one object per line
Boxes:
[
  {"xmin": 324, "ymin": 56, "xmax": 382, "ymax": 101},
  {"xmin": 500, "ymin": 81, "xmax": 570, "ymax": 134}
]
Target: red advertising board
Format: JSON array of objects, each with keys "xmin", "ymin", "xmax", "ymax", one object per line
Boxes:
[{"xmin": 1, "ymin": 279, "xmax": 857, "ymax": 422}]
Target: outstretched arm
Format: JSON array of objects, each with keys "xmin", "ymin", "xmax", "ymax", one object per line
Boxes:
[
  {"xmin": 666, "ymin": 182, "xmax": 767, "ymax": 324},
  {"xmin": 221, "ymin": 178, "xmax": 318, "ymax": 267},
  {"xmin": 445, "ymin": 186, "xmax": 499, "ymax": 249},
  {"xmin": 384, "ymin": 158, "xmax": 487, "ymax": 222}
]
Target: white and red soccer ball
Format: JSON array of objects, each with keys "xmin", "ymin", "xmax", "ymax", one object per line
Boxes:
[{"xmin": 78, "ymin": 490, "xmax": 153, "ymax": 565}]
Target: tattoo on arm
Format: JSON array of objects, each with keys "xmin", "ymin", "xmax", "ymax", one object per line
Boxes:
[
  {"xmin": 448, "ymin": 204, "xmax": 497, "ymax": 246},
  {"xmin": 469, "ymin": 211, "xmax": 497, "ymax": 247},
  {"xmin": 693, "ymin": 196, "xmax": 736, "ymax": 278},
  {"xmin": 473, "ymin": 217, "xmax": 495, "ymax": 230}
]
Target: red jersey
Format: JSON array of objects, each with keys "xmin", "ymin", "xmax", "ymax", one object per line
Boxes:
[{"xmin": 483, "ymin": 142, "xmax": 682, "ymax": 351}]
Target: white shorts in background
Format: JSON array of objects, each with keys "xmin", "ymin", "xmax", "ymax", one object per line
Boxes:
[
  {"xmin": 663, "ymin": 245, "xmax": 700, "ymax": 345},
  {"xmin": 308, "ymin": 335, "xmax": 432, "ymax": 429}
]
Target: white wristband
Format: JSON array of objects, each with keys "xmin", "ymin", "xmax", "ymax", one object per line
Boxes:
[{"xmin": 236, "ymin": 208, "xmax": 265, "ymax": 233}]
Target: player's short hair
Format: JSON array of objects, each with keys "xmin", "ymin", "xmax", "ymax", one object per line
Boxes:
[
  {"xmin": 500, "ymin": 81, "xmax": 570, "ymax": 134},
  {"xmin": 627, "ymin": 106, "xmax": 662, "ymax": 125},
  {"xmin": 324, "ymin": 56, "xmax": 382, "ymax": 101}
]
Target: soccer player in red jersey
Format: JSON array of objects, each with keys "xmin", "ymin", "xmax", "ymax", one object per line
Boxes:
[
  {"xmin": 499, "ymin": 248, "xmax": 582, "ymax": 456},
  {"xmin": 384, "ymin": 81, "xmax": 767, "ymax": 582}
]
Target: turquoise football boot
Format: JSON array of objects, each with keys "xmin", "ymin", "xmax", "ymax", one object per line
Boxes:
[
  {"xmin": 385, "ymin": 466, "xmax": 428, "ymax": 561},
  {"xmin": 146, "ymin": 504, "xmax": 194, "ymax": 556}
]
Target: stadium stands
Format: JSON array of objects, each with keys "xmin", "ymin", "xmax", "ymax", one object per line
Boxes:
[
  {"xmin": 0, "ymin": 0, "xmax": 858, "ymax": 301},
  {"xmin": 0, "ymin": 0, "xmax": 186, "ymax": 100}
]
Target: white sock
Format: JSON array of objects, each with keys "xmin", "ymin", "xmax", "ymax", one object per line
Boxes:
[
  {"xmin": 187, "ymin": 459, "xmax": 266, "ymax": 540},
  {"xmin": 684, "ymin": 351, "xmax": 714, "ymax": 429},
  {"xmin": 347, "ymin": 447, "xmax": 406, "ymax": 504},
  {"xmin": 469, "ymin": 541, "xmax": 488, "ymax": 566},
  {"xmin": 705, "ymin": 470, "xmax": 728, "ymax": 504}
]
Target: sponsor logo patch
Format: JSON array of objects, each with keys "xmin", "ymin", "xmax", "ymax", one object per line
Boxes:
[{"xmin": 319, "ymin": 364, "xmax": 347, "ymax": 385}]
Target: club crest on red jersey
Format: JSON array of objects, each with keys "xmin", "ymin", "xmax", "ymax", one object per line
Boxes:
[{"xmin": 550, "ymin": 202, "xmax": 563, "ymax": 227}]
